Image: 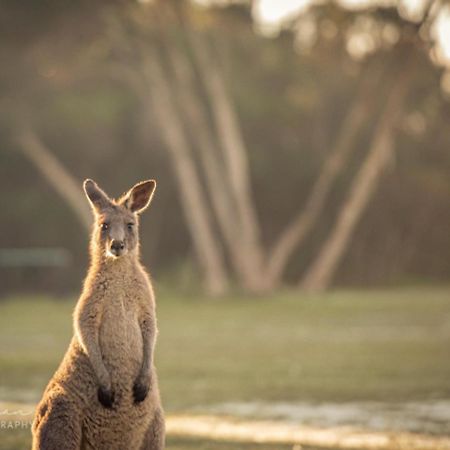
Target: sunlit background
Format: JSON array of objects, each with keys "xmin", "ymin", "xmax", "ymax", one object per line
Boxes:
[{"xmin": 0, "ymin": 0, "xmax": 450, "ymax": 449}]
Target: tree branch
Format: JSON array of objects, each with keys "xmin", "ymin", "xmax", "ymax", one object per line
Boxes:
[
  {"xmin": 300, "ymin": 48, "xmax": 415, "ymax": 291},
  {"xmin": 16, "ymin": 128, "xmax": 91, "ymax": 231},
  {"xmin": 265, "ymin": 65, "xmax": 380, "ymax": 286}
]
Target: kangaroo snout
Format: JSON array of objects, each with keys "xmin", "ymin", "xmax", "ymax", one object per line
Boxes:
[{"xmin": 110, "ymin": 240, "xmax": 125, "ymax": 257}]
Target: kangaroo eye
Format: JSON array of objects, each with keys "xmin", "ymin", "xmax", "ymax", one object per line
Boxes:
[
  {"xmin": 127, "ymin": 223, "xmax": 134, "ymax": 230},
  {"xmin": 101, "ymin": 223, "xmax": 109, "ymax": 231}
]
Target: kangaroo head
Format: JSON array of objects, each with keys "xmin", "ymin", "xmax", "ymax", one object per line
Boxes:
[{"xmin": 83, "ymin": 179, "xmax": 156, "ymax": 259}]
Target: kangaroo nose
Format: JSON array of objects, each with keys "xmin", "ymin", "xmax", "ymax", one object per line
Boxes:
[{"xmin": 110, "ymin": 240, "xmax": 124, "ymax": 253}]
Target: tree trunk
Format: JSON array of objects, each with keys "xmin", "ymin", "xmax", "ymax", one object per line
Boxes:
[
  {"xmin": 265, "ymin": 67, "xmax": 379, "ymax": 288},
  {"xmin": 163, "ymin": 36, "xmax": 267, "ymax": 291},
  {"xmin": 300, "ymin": 58, "xmax": 413, "ymax": 292},
  {"xmin": 185, "ymin": 28, "xmax": 267, "ymax": 292},
  {"xmin": 16, "ymin": 128, "xmax": 91, "ymax": 231},
  {"xmin": 104, "ymin": 12, "xmax": 229, "ymax": 295},
  {"xmin": 142, "ymin": 51, "xmax": 229, "ymax": 296}
]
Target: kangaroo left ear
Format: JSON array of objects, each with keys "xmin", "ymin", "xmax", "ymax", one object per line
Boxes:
[{"xmin": 121, "ymin": 180, "xmax": 156, "ymax": 214}]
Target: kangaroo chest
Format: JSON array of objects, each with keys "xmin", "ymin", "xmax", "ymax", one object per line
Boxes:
[{"xmin": 98, "ymin": 286, "xmax": 144, "ymax": 383}]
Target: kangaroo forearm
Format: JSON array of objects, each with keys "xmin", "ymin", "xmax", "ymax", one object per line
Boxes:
[
  {"xmin": 140, "ymin": 319, "xmax": 155, "ymax": 376},
  {"xmin": 76, "ymin": 327, "xmax": 110, "ymax": 387},
  {"xmin": 141, "ymin": 343, "xmax": 153, "ymax": 374},
  {"xmin": 74, "ymin": 294, "xmax": 111, "ymax": 388},
  {"xmin": 86, "ymin": 342, "xmax": 110, "ymax": 387}
]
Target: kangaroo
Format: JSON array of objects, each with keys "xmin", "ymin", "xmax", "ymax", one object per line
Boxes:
[{"xmin": 32, "ymin": 179, "xmax": 165, "ymax": 450}]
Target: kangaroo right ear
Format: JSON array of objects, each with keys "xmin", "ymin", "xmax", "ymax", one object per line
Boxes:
[{"xmin": 83, "ymin": 179, "xmax": 111, "ymax": 213}]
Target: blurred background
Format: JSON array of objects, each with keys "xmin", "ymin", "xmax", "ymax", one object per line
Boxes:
[{"xmin": 1, "ymin": 0, "xmax": 450, "ymax": 449}]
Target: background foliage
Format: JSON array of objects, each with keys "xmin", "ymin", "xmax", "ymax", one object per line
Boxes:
[{"xmin": 0, "ymin": 0, "xmax": 449, "ymax": 295}]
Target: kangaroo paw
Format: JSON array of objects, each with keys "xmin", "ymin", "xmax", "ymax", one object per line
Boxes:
[
  {"xmin": 133, "ymin": 381, "xmax": 149, "ymax": 404},
  {"xmin": 98, "ymin": 386, "xmax": 115, "ymax": 409}
]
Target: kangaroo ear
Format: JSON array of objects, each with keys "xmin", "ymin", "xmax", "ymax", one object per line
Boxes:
[
  {"xmin": 121, "ymin": 180, "xmax": 156, "ymax": 214},
  {"xmin": 83, "ymin": 179, "xmax": 111, "ymax": 213}
]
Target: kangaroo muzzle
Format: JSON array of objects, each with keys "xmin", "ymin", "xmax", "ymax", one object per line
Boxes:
[{"xmin": 109, "ymin": 239, "xmax": 125, "ymax": 257}]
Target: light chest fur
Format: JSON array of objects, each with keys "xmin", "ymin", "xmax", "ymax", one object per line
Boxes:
[{"xmin": 93, "ymin": 262, "xmax": 154, "ymax": 387}]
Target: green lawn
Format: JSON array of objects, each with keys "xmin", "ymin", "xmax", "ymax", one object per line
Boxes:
[{"xmin": 1, "ymin": 287, "xmax": 450, "ymax": 449}]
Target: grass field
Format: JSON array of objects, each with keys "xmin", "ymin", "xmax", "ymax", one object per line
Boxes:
[{"xmin": 1, "ymin": 287, "xmax": 450, "ymax": 449}]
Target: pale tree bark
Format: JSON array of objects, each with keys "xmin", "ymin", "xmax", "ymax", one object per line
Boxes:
[
  {"xmin": 300, "ymin": 55, "xmax": 414, "ymax": 292},
  {"xmin": 264, "ymin": 68, "xmax": 380, "ymax": 288},
  {"xmin": 16, "ymin": 128, "xmax": 91, "ymax": 231},
  {"xmin": 185, "ymin": 27, "xmax": 268, "ymax": 291},
  {"xmin": 141, "ymin": 50, "xmax": 229, "ymax": 296},
  {"xmin": 104, "ymin": 12, "xmax": 229, "ymax": 295},
  {"xmin": 162, "ymin": 35, "xmax": 267, "ymax": 291}
]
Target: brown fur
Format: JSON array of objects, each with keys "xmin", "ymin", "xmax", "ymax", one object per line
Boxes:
[{"xmin": 32, "ymin": 179, "xmax": 165, "ymax": 450}]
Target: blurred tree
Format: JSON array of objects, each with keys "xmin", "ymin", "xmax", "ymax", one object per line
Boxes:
[
  {"xmin": 264, "ymin": 59, "xmax": 382, "ymax": 287},
  {"xmin": 302, "ymin": 44, "xmax": 416, "ymax": 290},
  {"xmin": 116, "ymin": 0, "xmax": 446, "ymax": 293},
  {"xmin": 300, "ymin": 1, "xmax": 440, "ymax": 290},
  {"xmin": 16, "ymin": 128, "xmax": 91, "ymax": 231}
]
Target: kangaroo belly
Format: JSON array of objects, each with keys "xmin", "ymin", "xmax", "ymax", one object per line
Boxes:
[{"xmin": 99, "ymin": 302, "xmax": 143, "ymax": 385}]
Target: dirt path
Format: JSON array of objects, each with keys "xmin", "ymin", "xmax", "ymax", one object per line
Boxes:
[
  {"xmin": 197, "ymin": 400, "xmax": 450, "ymax": 435},
  {"xmin": 167, "ymin": 414, "xmax": 450, "ymax": 449}
]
